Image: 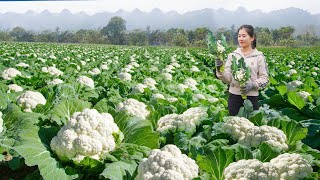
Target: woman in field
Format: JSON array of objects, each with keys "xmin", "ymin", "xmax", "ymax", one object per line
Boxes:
[{"xmin": 215, "ymin": 25, "xmax": 269, "ymax": 116}]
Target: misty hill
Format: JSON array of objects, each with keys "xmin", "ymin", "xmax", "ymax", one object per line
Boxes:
[{"xmin": 0, "ymin": 7, "xmax": 319, "ymax": 33}]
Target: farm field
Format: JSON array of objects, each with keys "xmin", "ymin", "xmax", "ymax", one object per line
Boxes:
[{"xmin": 0, "ymin": 42, "xmax": 319, "ymax": 179}]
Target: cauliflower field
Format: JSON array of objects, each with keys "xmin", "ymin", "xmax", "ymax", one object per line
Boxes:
[{"xmin": 0, "ymin": 42, "xmax": 319, "ymax": 179}]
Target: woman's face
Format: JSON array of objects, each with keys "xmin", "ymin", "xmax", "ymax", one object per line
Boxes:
[{"xmin": 238, "ymin": 28, "xmax": 254, "ymax": 49}]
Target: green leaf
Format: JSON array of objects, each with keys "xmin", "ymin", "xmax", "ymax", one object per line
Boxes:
[
  {"xmin": 279, "ymin": 108, "xmax": 308, "ymax": 121},
  {"xmin": 301, "ymin": 119, "xmax": 320, "ymax": 149},
  {"xmin": 253, "ymin": 142, "xmax": 281, "ymax": 162},
  {"xmin": 13, "ymin": 113, "xmax": 76, "ymax": 180},
  {"xmin": 287, "ymin": 91, "xmax": 306, "ymax": 110},
  {"xmin": 268, "ymin": 117, "xmax": 307, "ymax": 146},
  {"xmin": 114, "ymin": 113, "xmax": 160, "ymax": 149},
  {"xmin": 100, "ymin": 160, "xmax": 137, "ymax": 180},
  {"xmin": 50, "ymin": 98, "xmax": 92, "ymax": 125},
  {"xmin": 276, "ymin": 85, "xmax": 287, "ymax": 96},
  {"xmin": 230, "ymin": 144, "xmax": 253, "ymax": 161},
  {"xmin": 196, "ymin": 145, "xmax": 234, "ymax": 180},
  {"xmin": 248, "ymin": 111, "xmax": 267, "ymax": 126}
]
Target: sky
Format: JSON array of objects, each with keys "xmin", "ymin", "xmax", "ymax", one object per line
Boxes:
[{"xmin": 0, "ymin": 0, "xmax": 319, "ymax": 15}]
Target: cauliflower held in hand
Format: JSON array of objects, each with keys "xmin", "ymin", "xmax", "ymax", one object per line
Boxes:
[
  {"xmin": 116, "ymin": 98, "xmax": 150, "ymax": 120},
  {"xmin": 270, "ymin": 153, "xmax": 313, "ymax": 180},
  {"xmin": 17, "ymin": 91, "xmax": 46, "ymax": 112},
  {"xmin": 224, "ymin": 159, "xmax": 279, "ymax": 180},
  {"xmin": 50, "ymin": 109, "xmax": 122, "ymax": 162},
  {"xmin": 135, "ymin": 144, "xmax": 199, "ymax": 180},
  {"xmin": 2, "ymin": 68, "xmax": 22, "ymax": 80}
]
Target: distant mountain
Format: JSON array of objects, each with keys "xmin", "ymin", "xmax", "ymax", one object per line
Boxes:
[{"xmin": 0, "ymin": 7, "xmax": 319, "ymax": 34}]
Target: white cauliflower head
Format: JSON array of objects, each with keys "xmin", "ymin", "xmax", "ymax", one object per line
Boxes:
[
  {"xmin": 7, "ymin": 84, "xmax": 23, "ymax": 93},
  {"xmin": 221, "ymin": 117, "xmax": 288, "ymax": 150},
  {"xmin": 143, "ymin": 78, "xmax": 157, "ymax": 90},
  {"xmin": 190, "ymin": 66, "xmax": 200, "ymax": 72},
  {"xmin": 270, "ymin": 153, "xmax": 313, "ymax": 180},
  {"xmin": 77, "ymin": 76, "xmax": 94, "ymax": 89},
  {"xmin": 116, "ymin": 98, "xmax": 150, "ymax": 120},
  {"xmin": 0, "ymin": 112, "xmax": 3, "ymax": 133},
  {"xmin": 50, "ymin": 109, "xmax": 122, "ymax": 162},
  {"xmin": 183, "ymin": 78, "xmax": 198, "ymax": 91},
  {"xmin": 131, "ymin": 83, "xmax": 147, "ymax": 94},
  {"xmin": 118, "ymin": 72, "xmax": 132, "ymax": 81},
  {"xmin": 48, "ymin": 78, "xmax": 64, "ymax": 85},
  {"xmin": 157, "ymin": 107, "xmax": 207, "ymax": 135},
  {"xmin": 151, "ymin": 93, "xmax": 165, "ymax": 100},
  {"xmin": 192, "ymin": 93, "xmax": 206, "ymax": 102},
  {"xmin": 216, "ymin": 40, "xmax": 226, "ymax": 53},
  {"xmin": 222, "ymin": 116, "xmax": 255, "ymax": 140},
  {"xmin": 234, "ymin": 68, "xmax": 246, "ymax": 82},
  {"xmin": 135, "ymin": 144, "xmax": 199, "ymax": 180},
  {"xmin": 2, "ymin": 68, "xmax": 22, "ymax": 80},
  {"xmin": 160, "ymin": 73, "xmax": 173, "ymax": 81},
  {"xmin": 17, "ymin": 91, "xmax": 46, "ymax": 112},
  {"xmin": 224, "ymin": 159, "xmax": 279, "ymax": 180},
  {"xmin": 298, "ymin": 91, "xmax": 311, "ymax": 101},
  {"xmin": 43, "ymin": 66, "xmax": 64, "ymax": 76},
  {"xmin": 88, "ymin": 68, "xmax": 101, "ymax": 75},
  {"xmin": 15, "ymin": 62, "xmax": 30, "ymax": 68}
]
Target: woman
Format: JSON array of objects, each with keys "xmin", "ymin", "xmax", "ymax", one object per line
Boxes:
[{"xmin": 215, "ymin": 25, "xmax": 269, "ymax": 116}]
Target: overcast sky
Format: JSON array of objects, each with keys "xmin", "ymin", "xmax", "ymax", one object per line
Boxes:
[{"xmin": 0, "ymin": 0, "xmax": 319, "ymax": 15}]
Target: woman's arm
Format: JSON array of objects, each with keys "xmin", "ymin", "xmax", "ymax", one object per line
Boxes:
[{"xmin": 254, "ymin": 55, "xmax": 269, "ymax": 89}]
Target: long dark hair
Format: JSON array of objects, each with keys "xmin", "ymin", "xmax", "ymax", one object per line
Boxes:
[{"xmin": 237, "ymin": 25, "xmax": 256, "ymax": 49}]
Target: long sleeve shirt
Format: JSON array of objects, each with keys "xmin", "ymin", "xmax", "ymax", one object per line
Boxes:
[{"xmin": 216, "ymin": 48, "xmax": 269, "ymax": 96}]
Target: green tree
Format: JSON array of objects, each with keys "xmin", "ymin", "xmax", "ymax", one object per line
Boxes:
[
  {"xmin": 127, "ymin": 29, "xmax": 148, "ymax": 46},
  {"xmin": 10, "ymin": 26, "xmax": 34, "ymax": 42},
  {"xmin": 101, "ymin": 16, "xmax": 127, "ymax": 45}
]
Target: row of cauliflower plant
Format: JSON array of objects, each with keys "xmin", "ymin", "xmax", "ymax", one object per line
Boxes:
[{"xmin": 0, "ymin": 41, "xmax": 319, "ymax": 179}]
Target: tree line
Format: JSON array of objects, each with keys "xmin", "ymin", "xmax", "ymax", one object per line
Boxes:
[{"xmin": 0, "ymin": 16, "xmax": 319, "ymax": 47}]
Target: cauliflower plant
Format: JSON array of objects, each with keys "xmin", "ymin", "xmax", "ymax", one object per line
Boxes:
[
  {"xmin": 240, "ymin": 126, "xmax": 288, "ymax": 150},
  {"xmin": 190, "ymin": 66, "xmax": 200, "ymax": 72},
  {"xmin": 77, "ymin": 76, "xmax": 94, "ymax": 89},
  {"xmin": 160, "ymin": 73, "xmax": 172, "ymax": 81},
  {"xmin": 224, "ymin": 159, "xmax": 279, "ymax": 180},
  {"xmin": 17, "ymin": 91, "xmax": 46, "ymax": 112},
  {"xmin": 50, "ymin": 109, "xmax": 122, "ymax": 162},
  {"xmin": 219, "ymin": 116, "xmax": 288, "ymax": 150},
  {"xmin": 157, "ymin": 107, "xmax": 208, "ymax": 135},
  {"xmin": 298, "ymin": 91, "xmax": 311, "ymax": 101},
  {"xmin": 48, "ymin": 78, "xmax": 64, "ymax": 85},
  {"xmin": 15, "ymin": 62, "xmax": 30, "ymax": 68},
  {"xmin": 42, "ymin": 66, "xmax": 63, "ymax": 76},
  {"xmin": 224, "ymin": 153, "xmax": 313, "ymax": 180},
  {"xmin": 135, "ymin": 144, "xmax": 199, "ymax": 180},
  {"xmin": 2, "ymin": 68, "xmax": 22, "ymax": 80},
  {"xmin": 7, "ymin": 84, "xmax": 23, "ymax": 93},
  {"xmin": 183, "ymin": 78, "xmax": 198, "ymax": 91},
  {"xmin": 118, "ymin": 72, "xmax": 132, "ymax": 81},
  {"xmin": 116, "ymin": 98, "xmax": 150, "ymax": 120},
  {"xmin": 143, "ymin": 78, "xmax": 157, "ymax": 90},
  {"xmin": 131, "ymin": 83, "xmax": 147, "ymax": 94},
  {"xmin": 88, "ymin": 68, "xmax": 101, "ymax": 75},
  {"xmin": 270, "ymin": 153, "xmax": 313, "ymax": 180}
]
